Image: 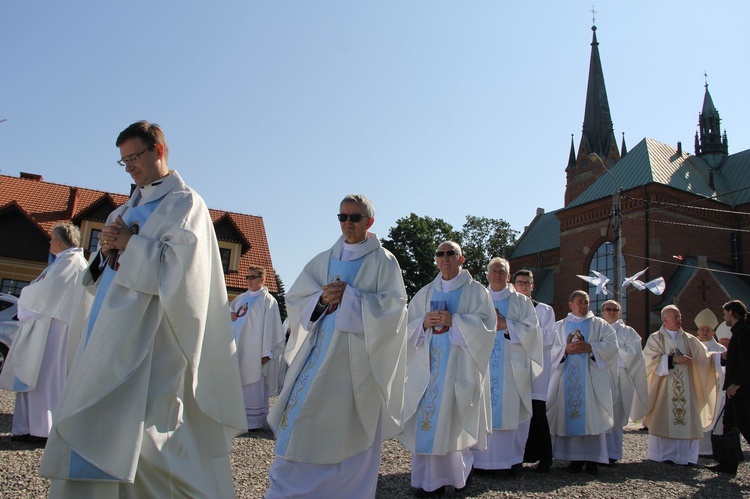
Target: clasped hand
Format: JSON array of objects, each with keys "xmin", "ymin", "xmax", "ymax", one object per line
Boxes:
[
  {"xmin": 320, "ymin": 281, "xmax": 347, "ymax": 306},
  {"xmin": 423, "ymin": 310, "xmax": 452, "ymax": 331},
  {"xmin": 565, "ymin": 341, "xmax": 593, "ymax": 355},
  {"xmin": 100, "ymin": 215, "xmax": 133, "ymax": 256}
]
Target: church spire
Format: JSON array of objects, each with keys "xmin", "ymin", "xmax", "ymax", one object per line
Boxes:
[
  {"xmin": 581, "ymin": 25, "xmax": 617, "ymax": 159},
  {"xmin": 696, "ymin": 77, "xmax": 728, "ymax": 164},
  {"xmin": 567, "ymin": 134, "xmax": 577, "ymax": 170},
  {"xmin": 620, "ymin": 132, "xmax": 628, "ymax": 158}
]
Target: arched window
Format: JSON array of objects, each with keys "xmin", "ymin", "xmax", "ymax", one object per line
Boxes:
[{"xmin": 587, "ymin": 241, "xmax": 626, "ymax": 319}]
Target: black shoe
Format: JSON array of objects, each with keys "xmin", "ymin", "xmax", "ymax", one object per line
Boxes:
[
  {"xmin": 455, "ymin": 467, "xmax": 474, "ymax": 493},
  {"xmin": 567, "ymin": 461, "xmax": 584, "ymax": 473},
  {"xmin": 27, "ymin": 435, "xmax": 47, "ymax": 443},
  {"xmin": 413, "ymin": 486, "xmax": 445, "ymax": 497},
  {"xmin": 536, "ymin": 459, "xmax": 552, "ymax": 473},
  {"xmin": 639, "ymin": 426, "xmax": 648, "ymax": 431},
  {"xmin": 507, "ymin": 463, "xmax": 523, "ymax": 477},
  {"xmin": 10, "ymin": 434, "xmax": 30, "ymax": 442},
  {"xmin": 602, "ymin": 458, "xmax": 617, "ymax": 467},
  {"xmin": 585, "ymin": 462, "xmax": 599, "ymax": 475},
  {"xmin": 706, "ymin": 464, "xmax": 737, "ymax": 476}
]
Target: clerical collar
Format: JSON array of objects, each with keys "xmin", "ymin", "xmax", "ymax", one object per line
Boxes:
[
  {"xmin": 440, "ymin": 268, "xmax": 467, "ymax": 293},
  {"xmin": 568, "ymin": 311, "xmax": 594, "ymax": 322},
  {"xmin": 664, "ymin": 328, "xmax": 680, "ymax": 339},
  {"xmin": 342, "ymin": 236, "xmax": 368, "ymax": 261},
  {"xmin": 247, "ymin": 287, "xmax": 265, "ymax": 296},
  {"xmin": 489, "ymin": 286, "xmax": 510, "ymax": 299}
]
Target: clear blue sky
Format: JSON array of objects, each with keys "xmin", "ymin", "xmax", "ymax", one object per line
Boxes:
[{"xmin": 1, "ymin": 1, "xmax": 748, "ymax": 288}]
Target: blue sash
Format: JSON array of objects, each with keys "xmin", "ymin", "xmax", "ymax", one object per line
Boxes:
[
  {"xmin": 563, "ymin": 319, "xmax": 590, "ymax": 436},
  {"xmin": 232, "ymin": 294, "xmax": 260, "ymax": 342},
  {"xmin": 71, "ymin": 196, "xmax": 164, "ymax": 480},
  {"xmin": 489, "ymin": 296, "xmax": 510, "ymax": 428},
  {"xmin": 275, "ymin": 255, "xmax": 365, "ymax": 456},
  {"xmin": 415, "ymin": 286, "xmax": 463, "ymax": 454}
]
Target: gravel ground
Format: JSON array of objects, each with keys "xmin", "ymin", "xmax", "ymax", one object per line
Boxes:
[{"xmin": 2, "ymin": 390, "xmax": 750, "ymax": 498}]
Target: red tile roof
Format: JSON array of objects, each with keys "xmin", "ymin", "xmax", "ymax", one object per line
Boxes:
[{"xmin": 0, "ymin": 173, "xmax": 276, "ymax": 293}]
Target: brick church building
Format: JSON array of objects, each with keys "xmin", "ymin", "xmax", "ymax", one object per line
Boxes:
[{"xmin": 509, "ymin": 24, "xmax": 750, "ymax": 339}]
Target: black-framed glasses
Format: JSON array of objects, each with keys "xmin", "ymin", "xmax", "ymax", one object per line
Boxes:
[
  {"xmin": 117, "ymin": 146, "xmax": 152, "ymax": 167},
  {"xmin": 337, "ymin": 213, "xmax": 368, "ymax": 223},
  {"xmin": 514, "ymin": 280, "xmax": 532, "ymax": 286},
  {"xmin": 246, "ymin": 275, "xmax": 263, "ymax": 281},
  {"xmin": 602, "ymin": 307, "xmax": 620, "ymax": 312},
  {"xmin": 435, "ymin": 250, "xmax": 457, "ymax": 258}
]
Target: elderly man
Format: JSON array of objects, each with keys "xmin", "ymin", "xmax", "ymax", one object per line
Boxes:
[
  {"xmin": 643, "ymin": 304, "xmax": 722, "ymax": 466},
  {"xmin": 470, "ymin": 259, "xmax": 541, "ymax": 476},
  {"xmin": 600, "ymin": 300, "xmax": 648, "ymax": 464},
  {"xmin": 400, "ymin": 241, "xmax": 495, "ymax": 496},
  {"xmin": 39, "ymin": 121, "xmax": 246, "ymax": 498},
  {"xmin": 267, "ymin": 194, "xmax": 407, "ymax": 498},
  {"xmin": 692, "ymin": 308, "xmax": 727, "ymax": 457},
  {"xmin": 0, "ymin": 223, "xmax": 87, "ymax": 442},
  {"xmin": 707, "ymin": 300, "xmax": 750, "ymax": 475},
  {"xmin": 513, "ymin": 269, "xmax": 558, "ymax": 472},
  {"xmin": 548, "ymin": 290, "xmax": 618, "ymax": 475},
  {"xmin": 230, "ymin": 265, "xmax": 285, "ymax": 431}
]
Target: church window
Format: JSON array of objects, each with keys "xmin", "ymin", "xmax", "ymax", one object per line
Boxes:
[{"xmin": 587, "ymin": 241, "xmax": 626, "ymax": 319}]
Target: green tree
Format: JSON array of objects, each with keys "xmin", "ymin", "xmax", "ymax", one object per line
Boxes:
[
  {"xmin": 381, "ymin": 213, "xmax": 461, "ymax": 298},
  {"xmin": 459, "ymin": 215, "xmax": 519, "ymax": 285},
  {"xmin": 272, "ymin": 271, "xmax": 287, "ymax": 322}
]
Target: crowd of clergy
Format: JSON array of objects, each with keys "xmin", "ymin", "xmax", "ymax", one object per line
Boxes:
[{"xmin": 1, "ymin": 125, "xmax": 747, "ymax": 497}]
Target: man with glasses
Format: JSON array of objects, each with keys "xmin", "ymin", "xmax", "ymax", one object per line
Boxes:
[
  {"xmin": 40, "ymin": 121, "xmax": 246, "ymax": 498},
  {"xmin": 230, "ymin": 265, "xmax": 285, "ymax": 431},
  {"xmin": 548, "ymin": 290, "xmax": 619, "ymax": 475},
  {"xmin": 643, "ymin": 305, "xmax": 722, "ymax": 466},
  {"xmin": 599, "ymin": 300, "xmax": 648, "ymax": 465},
  {"xmin": 512, "ymin": 269, "xmax": 558, "ymax": 473},
  {"xmin": 400, "ymin": 241, "xmax": 496, "ymax": 496},
  {"xmin": 267, "ymin": 194, "xmax": 408, "ymax": 498},
  {"xmin": 470, "ymin": 259, "xmax": 542, "ymax": 477}
]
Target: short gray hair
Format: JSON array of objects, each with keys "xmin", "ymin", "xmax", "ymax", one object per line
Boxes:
[
  {"xmin": 661, "ymin": 304, "xmax": 680, "ymax": 320},
  {"xmin": 487, "ymin": 257, "xmax": 509, "ymax": 273},
  {"xmin": 569, "ymin": 289, "xmax": 589, "ymax": 302},
  {"xmin": 340, "ymin": 194, "xmax": 374, "ymax": 218},
  {"xmin": 438, "ymin": 240, "xmax": 462, "ymax": 256},
  {"xmin": 51, "ymin": 222, "xmax": 80, "ymax": 248}
]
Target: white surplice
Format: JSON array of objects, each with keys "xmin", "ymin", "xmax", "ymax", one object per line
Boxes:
[
  {"xmin": 39, "ymin": 171, "xmax": 246, "ymax": 498},
  {"xmin": 698, "ymin": 338, "xmax": 726, "ymax": 455},
  {"xmin": 266, "ymin": 234, "xmax": 407, "ymax": 499},
  {"xmin": 400, "ymin": 269, "xmax": 496, "ymax": 490},
  {"xmin": 0, "ymin": 247, "xmax": 87, "ymax": 437},
  {"xmin": 472, "ymin": 284, "xmax": 541, "ymax": 470},
  {"xmin": 231, "ymin": 286, "xmax": 285, "ymax": 429},
  {"xmin": 548, "ymin": 312, "xmax": 618, "ymax": 464}
]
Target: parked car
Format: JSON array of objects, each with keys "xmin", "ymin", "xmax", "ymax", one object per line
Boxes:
[{"xmin": 0, "ymin": 292, "xmax": 20, "ymax": 374}]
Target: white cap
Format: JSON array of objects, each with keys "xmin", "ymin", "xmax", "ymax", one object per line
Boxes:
[
  {"xmin": 694, "ymin": 308, "xmax": 718, "ymax": 330},
  {"xmin": 715, "ymin": 321, "xmax": 732, "ymax": 341}
]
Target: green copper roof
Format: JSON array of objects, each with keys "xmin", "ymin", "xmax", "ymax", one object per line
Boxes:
[{"xmin": 509, "ymin": 209, "xmax": 560, "ymax": 259}]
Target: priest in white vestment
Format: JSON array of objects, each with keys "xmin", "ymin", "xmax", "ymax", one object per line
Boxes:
[
  {"xmin": 266, "ymin": 194, "xmax": 408, "ymax": 499},
  {"xmin": 600, "ymin": 300, "xmax": 648, "ymax": 464},
  {"xmin": 548, "ymin": 290, "xmax": 618, "ymax": 475},
  {"xmin": 0, "ymin": 223, "xmax": 87, "ymax": 442},
  {"xmin": 691, "ymin": 308, "xmax": 727, "ymax": 456},
  {"xmin": 471, "ymin": 258, "xmax": 542, "ymax": 475},
  {"xmin": 400, "ymin": 241, "xmax": 496, "ymax": 496},
  {"xmin": 643, "ymin": 304, "xmax": 722, "ymax": 466},
  {"xmin": 39, "ymin": 121, "xmax": 246, "ymax": 498},
  {"xmin": 230, "ymin": 264, "xmax": 286, "ymax": 430},
  {"xmin": 514, "ymin": 269, "xmax": 559, "ymax": 473}
]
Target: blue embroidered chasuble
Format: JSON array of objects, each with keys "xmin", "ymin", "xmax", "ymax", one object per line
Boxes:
[
  {"xmin": 563, "ymin": 319, "xmax": 590, "ymax": 436},
  {"xmin": 415, "ymin": 286, "xmax": 464, "ymax": 454},
  {"xmin": 71, "ymin": 195, "xmax": 165, "ymax": 480},
  {"xmin": 489, "ymin": 296, "xmax": 509, "ymax": 429},
  {"xmin": 275, "ymin": 255, "xmax": 365, "ymax": 456}
]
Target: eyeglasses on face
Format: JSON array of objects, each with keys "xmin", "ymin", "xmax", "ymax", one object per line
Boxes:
[
  {"xmin": 337, "ymin": 213, "xmax": 368, "ymax": 223},
  {"xmin": 514, "ymin": 280, "xmax": 532, "ymax": 286},
  {"xmin": 435, "ymin": 250, "xmax": 457, "ymax": 258},
  {"xmin": 117, "ymin": 146, "xmax": 152, "ymax": 167},
  {"xmin": 602, "ymin": 307, "xmax": 620, "ymax": 312},
  {"xmin": 246, "ymin": 275, "xmax": 263, "ymax": 281}
]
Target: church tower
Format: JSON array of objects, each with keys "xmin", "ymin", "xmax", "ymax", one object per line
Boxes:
[
  {"xmin": 564, "ymin": 25, "xmax": 620, "ymax": 206},
  {"xmin": 694, "ymin": 81, "xmax": 728, "ymax": 169}
]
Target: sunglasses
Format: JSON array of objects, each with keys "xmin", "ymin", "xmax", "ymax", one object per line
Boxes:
[
  {"xmin": 435, "ymin": 250, "xmax": 457, "ymax": 258},
  {"xmin": 602, "ymin": 307, "xmax": 620, "ymax": 312},
  {"xmin": 246, "ymin": 275, "xmax": 263, "ymax": 281},
  {"xmin": 337, "ymin": 213, "xmax": 368, "ymax": 223}
]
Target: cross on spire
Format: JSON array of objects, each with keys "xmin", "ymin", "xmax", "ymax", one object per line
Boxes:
[
  {"xmin": 590, "ymin": 5, "xmax": 598, "ymax": 25},
  {"xmin": 704, "ymin": 70, "xmax": 709, "ymax": 89}
]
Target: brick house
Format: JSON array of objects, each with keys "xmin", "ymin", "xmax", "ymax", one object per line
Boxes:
[
  {"xmin": 0, "ymin": 173, "xmax": 276, "ymax": 302},
  {"xmin": 509, "ymin": 24, "xmax": 750, "ymax": 339}
]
